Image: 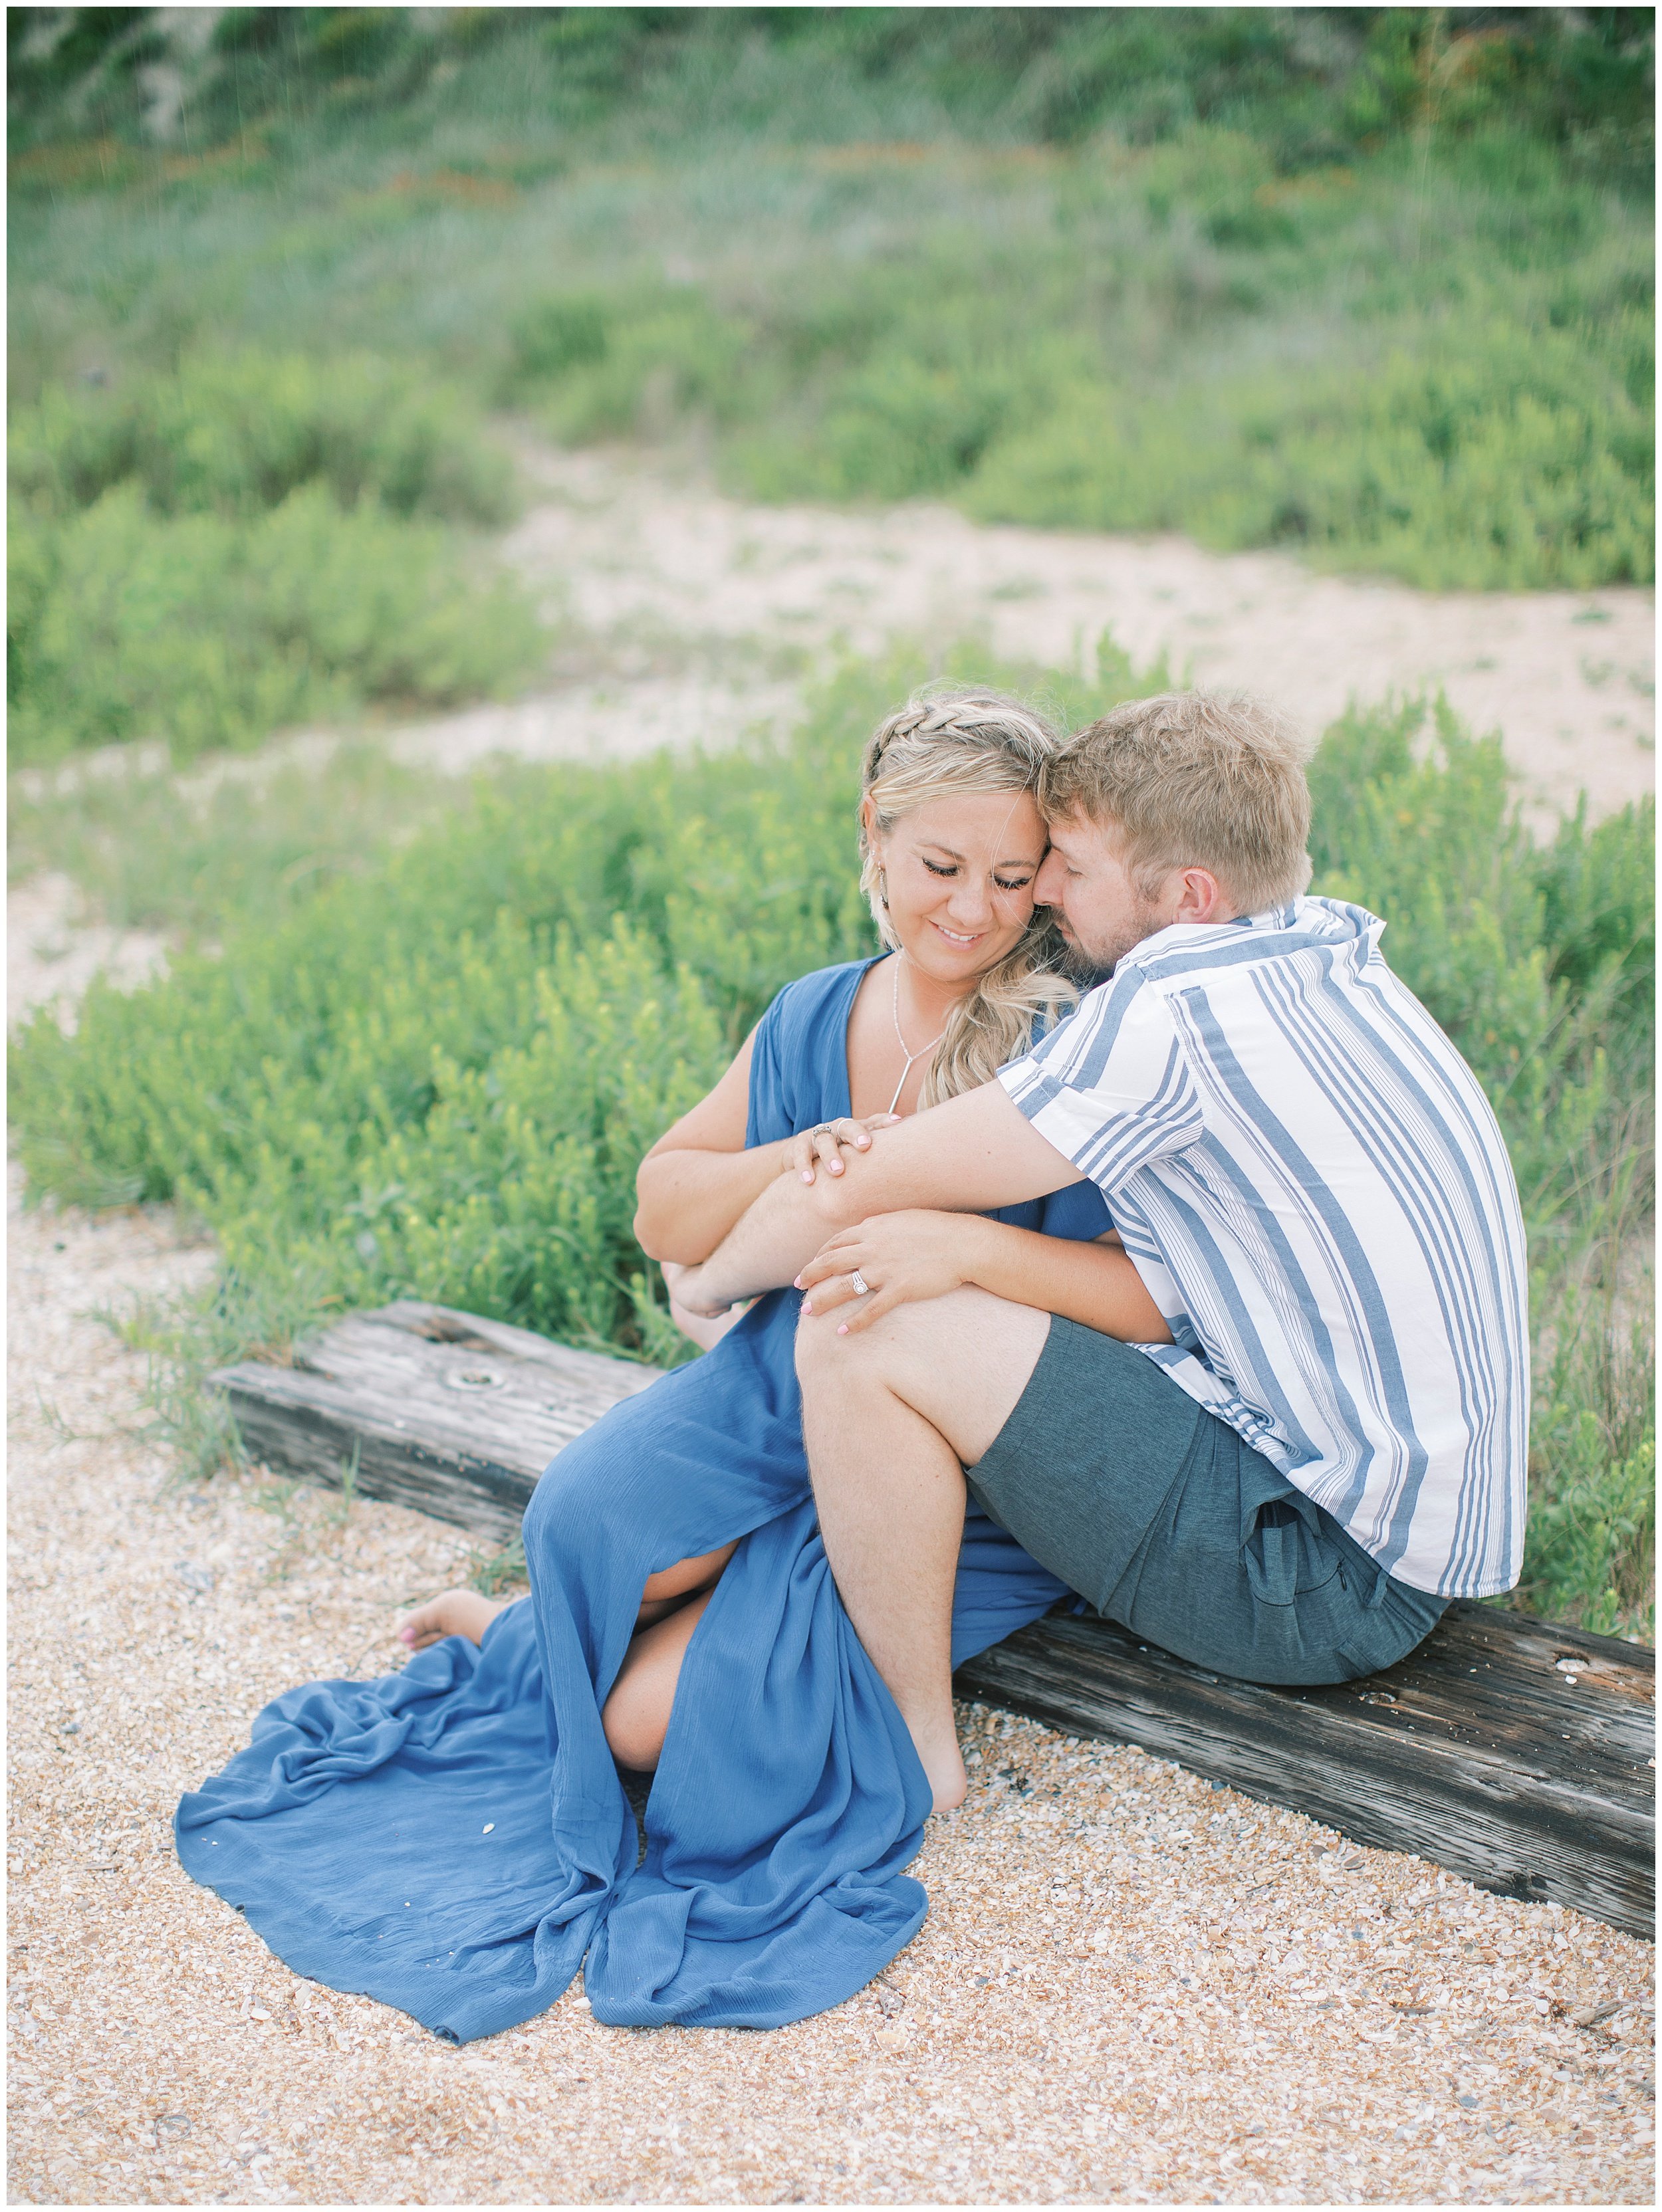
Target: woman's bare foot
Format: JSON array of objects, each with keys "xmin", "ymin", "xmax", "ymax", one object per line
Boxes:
[
  {"xmin": 902, "ymin": 1708, "xmax": 968, "ymax": 1813},
  {"xmin": 398, "ymin": 1589, "xmax": 510, "ymax": 1652}
]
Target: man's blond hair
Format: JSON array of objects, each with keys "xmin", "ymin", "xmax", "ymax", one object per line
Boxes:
[{"xmin": 1042, "ymin": 691, "xmax": 1313, "ymax": 915}]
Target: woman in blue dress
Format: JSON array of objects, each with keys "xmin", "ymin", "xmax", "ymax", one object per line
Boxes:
[{"xmin": 175, "ymin": 691, "xmax": 1169, "ymax": 2045}]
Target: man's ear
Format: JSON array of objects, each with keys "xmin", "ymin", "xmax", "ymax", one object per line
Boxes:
[{"xmin": 1169, "ymin": 865, "xmax": 1233, "ymax": 925}]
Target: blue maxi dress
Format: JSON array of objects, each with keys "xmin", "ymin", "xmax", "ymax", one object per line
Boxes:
[{"xmin": 176, "ymin": 958, "xmax": 1112, "ymax": 2043}]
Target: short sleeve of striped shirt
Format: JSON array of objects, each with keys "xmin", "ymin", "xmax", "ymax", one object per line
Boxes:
[{"xmin": 998, "ymin": 970, "xmax": 1205, "ymax": 1186}]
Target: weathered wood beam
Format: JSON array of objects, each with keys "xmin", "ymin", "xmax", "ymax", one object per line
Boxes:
[
  {"xmin": 214, "ymin": 1301, "xmax": 1655, "ymax": 1939},
  {"xmin": 954, "ymin": 1600, "xmax": 1654, "ymax": 1939},
  {"xmin": 213, "ymin": 1299, "xmax": 661, "ymax": 1545}
]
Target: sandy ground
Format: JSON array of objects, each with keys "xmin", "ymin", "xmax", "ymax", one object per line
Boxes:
[
  {"xmin": 5, "ymin": 1176, "xmax": 1656, "ymax": 2207},
  {"xmin": 6, "ymin": 873, "xmax": 171, "ymax": 1034}
]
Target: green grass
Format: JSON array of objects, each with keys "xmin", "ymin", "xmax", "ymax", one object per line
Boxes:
[
  {"xmin": 8, "ymin": 738, "xmax": 458, "ymax": 938},
  {"xmin": 8, "ymin": 645, "xmax": 1654, "ymax": 1636},
  {"xmin": 9, "ymin": 9, "xmax": 1654, "ymax": 605},
  {"xmin": 7, "ymin": 353, "xmax": 545, "ymax": 766}
]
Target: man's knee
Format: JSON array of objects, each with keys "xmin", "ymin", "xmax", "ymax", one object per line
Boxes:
[
  {"xmin": 794, "ymin": 1287, "xmax": 1048, "ymax": 1466},
  {"xmin": 794, "ymin": 1295, "xmax": 927, "ymax": 1387}
]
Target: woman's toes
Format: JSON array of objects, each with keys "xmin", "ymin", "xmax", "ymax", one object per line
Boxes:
[
  {"xmin": 397, "ymin": 1589, "xmax": 503, "ymax": 1650},
  {"xmin": 398, "ymin": 1600, "xmax": 447, "ymax": 1649}
]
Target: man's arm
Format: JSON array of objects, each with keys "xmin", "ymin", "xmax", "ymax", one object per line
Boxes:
[{"xmin": 675, "ymin": 1079, "xmax": 1084, "ymax": 1311}]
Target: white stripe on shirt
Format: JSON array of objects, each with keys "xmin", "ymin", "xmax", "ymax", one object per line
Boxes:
[{"xmin": 999, "ymin": 897, "xmax": 1529, "ymax": 1597}]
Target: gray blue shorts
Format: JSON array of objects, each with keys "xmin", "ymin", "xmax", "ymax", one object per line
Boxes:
[{"xmin": 966, "ymin": 1317, "xmax": 1446, "ymax": 1686}]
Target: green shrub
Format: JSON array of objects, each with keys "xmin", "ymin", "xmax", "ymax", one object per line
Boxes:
[
  {"xmin": 504, "ymin": 284, "xmax": 758, "ymax": 442},
  {"xmin": 10, "ymin": 352, "xmax": 516, "ymax": 524},
  {"xmin": 7, "ymin": 483, "xmax": 544, "ymax": 764},
  {"xmin": 964, "ymin": 318, "xmax": 1655, "ymax": 590},
  {"xmin": 1522, "ymin": 1291, "xmax": 1655, "ymax": 1636},
  {"xmin": 7, "ymin": 738, "xmax": 453, "ymax": 938},
  {"xmin": 9, "ymin": 19, "xmax": 1653, "ymax": 590}
]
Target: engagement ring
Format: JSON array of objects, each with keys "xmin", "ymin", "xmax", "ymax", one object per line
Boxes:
[{"xmin": 849, "ymin": 1270, "xmax": 870, "ymax": 1296}]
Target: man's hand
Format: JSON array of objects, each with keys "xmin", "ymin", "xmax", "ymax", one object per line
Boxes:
[
  {"xmin": 659, "ymin": 1257, "xmax": 740, "ymax": 1321},
  {"xmin": 796, "ymin": 1212, "xmax": 992, "ymax": 1335}
]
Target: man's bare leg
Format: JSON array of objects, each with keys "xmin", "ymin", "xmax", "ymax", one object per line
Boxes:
[{"xmin": 796, "ymin": 1287, "xmax": 1049, "ymax": 1813}]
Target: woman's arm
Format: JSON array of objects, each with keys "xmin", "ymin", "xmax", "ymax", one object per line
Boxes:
[
  {"xmin": 793, "ymin": 1210, "xmax": 1173, "ymax": 1344},
  {"xmin": 633, "ymin": 1030, "xmax": 790, "ymax": 1267},
  {"xmin": 636, "ymin": 1028, "xmax": 906, "ymax": 1270}
]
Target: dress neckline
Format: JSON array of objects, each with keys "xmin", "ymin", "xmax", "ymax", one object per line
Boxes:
[{"xmin": 837, "ymin": 952, "xmax": 892, "ymax": 1123}]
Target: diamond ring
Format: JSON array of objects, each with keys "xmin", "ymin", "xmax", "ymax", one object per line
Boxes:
[{"xmin": 850, "ymin": 1270, "xmax": 871, "ymax": 1297}]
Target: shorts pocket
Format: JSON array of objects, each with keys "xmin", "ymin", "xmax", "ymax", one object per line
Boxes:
[{"xmin": 1243, "ymin": 1495, "xmax": 1342, "ymax": 1606}]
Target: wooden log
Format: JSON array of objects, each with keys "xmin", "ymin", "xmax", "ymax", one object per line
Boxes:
[
  {"xmin": 212, "ymin": 1300, "xmax": 661, "ymax": 1544},
  {"xmin": 955, "ymin": 1601, "xmax": 1655, "ymax": 1939},
  {"xmin": 214, "ymin": 1301, "xmax": 1654, "ymax": 1938}
]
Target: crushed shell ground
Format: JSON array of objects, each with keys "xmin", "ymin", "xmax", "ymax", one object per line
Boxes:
[{"xmin": 7, "ymin": 1177, "xmax": 1655, "ymax": 2205}]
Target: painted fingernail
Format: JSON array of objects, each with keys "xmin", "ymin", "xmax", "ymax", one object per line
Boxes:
[
  {"xmin": 802, "ymin": 1301, "xmax": 814, "ymax": 1314},
  {"xmin": 836, "ymin": 1324, "xmax": 850, "ymax": 1336},
  {"xmin": 801, "ymin": 1170, "xmax": 814, "ymax": 1182},
  {"xmin": 830, "ymin": 1162, "xmax": 842, "ymax": 1174},
  {"xmin": 399, "ymin": 1629, "xmax": 415, "ymax": 1646}
]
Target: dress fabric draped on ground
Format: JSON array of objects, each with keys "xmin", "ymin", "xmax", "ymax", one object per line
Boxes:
[{"xmin": 175, "ymin": 959, "xmax": 1112, "ymax": 2041}]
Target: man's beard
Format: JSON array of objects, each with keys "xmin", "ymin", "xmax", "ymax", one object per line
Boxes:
[{"xmin": 1056, "ymin": 907, "xmax": 1164, "ymax": 988}]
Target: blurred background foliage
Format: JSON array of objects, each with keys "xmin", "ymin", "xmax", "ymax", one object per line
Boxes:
[
  {"xmin": 6, "ymin": 10, "xmax": 1655, "ymax": 1633},
  {"xmin": 8, "ymin": 9, "xmax": 1655, "ymax": 738}
]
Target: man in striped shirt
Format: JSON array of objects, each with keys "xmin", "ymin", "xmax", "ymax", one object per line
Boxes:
[{"xmin": 679, "ymin": 693, "xmax": 1530, "ymax": 1812}]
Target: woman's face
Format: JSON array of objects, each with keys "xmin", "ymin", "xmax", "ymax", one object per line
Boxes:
[{"xmin": 867, "ymin": 788, "xmax": 1048, "ymax": 988}]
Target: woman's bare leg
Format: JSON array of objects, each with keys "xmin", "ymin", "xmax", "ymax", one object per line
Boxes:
[
  {"xmin": 634, "ymin": 1541, "xmax": 738, "ymax": 1628},
  {"xmin": 603, "ymin": 1585, "xmax": 719, "ymax": 1769}
]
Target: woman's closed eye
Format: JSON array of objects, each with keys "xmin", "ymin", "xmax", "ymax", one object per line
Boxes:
[{"xmin": 921, "ymin": 857, "xmax": 1034, "ymax": 891}]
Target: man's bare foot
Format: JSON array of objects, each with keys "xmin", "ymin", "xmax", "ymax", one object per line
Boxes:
[{"xmin": 398, "ymin": 1589, "xmax": 511, "ymax": 1652}]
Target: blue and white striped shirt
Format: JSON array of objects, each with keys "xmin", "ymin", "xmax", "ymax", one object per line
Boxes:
[{"xmin": 999, "ymin": 897, "xmax": 1529, "ymax": 1597}]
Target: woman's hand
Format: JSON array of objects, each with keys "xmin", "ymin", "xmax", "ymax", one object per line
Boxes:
[
  {"xmin": 795, "ymin": 1211, "xmax": 991, "ymax": 1334},
  {"xmin": 780, "ymin": 1114, "xmax": 901, "ymax": 1185}
]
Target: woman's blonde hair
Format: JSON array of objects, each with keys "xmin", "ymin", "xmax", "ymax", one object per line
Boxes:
[{"xmin": 858, "ymin": 688, "xmax": 1077, "ymax": 1108}]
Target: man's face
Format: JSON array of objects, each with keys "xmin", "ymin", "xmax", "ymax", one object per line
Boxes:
[{"xmin": 1033, "ymin": 810, "xmax": 1170, "ymax": 978}]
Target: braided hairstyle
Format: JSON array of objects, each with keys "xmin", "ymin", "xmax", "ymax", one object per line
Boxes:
[{"xmin": 858, "ymin": 687, "xmax": 1078, "ymax": 1108}]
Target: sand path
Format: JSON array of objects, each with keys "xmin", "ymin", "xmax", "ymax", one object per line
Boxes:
[{"xmin": 382, "ymin": 441, "xmax": 1655, "ymax": 828}]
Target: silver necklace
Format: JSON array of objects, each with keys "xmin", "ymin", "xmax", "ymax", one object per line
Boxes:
[{"xmin": 887, "ymin": 958, "xmax": 947, "ymax": 1116}]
